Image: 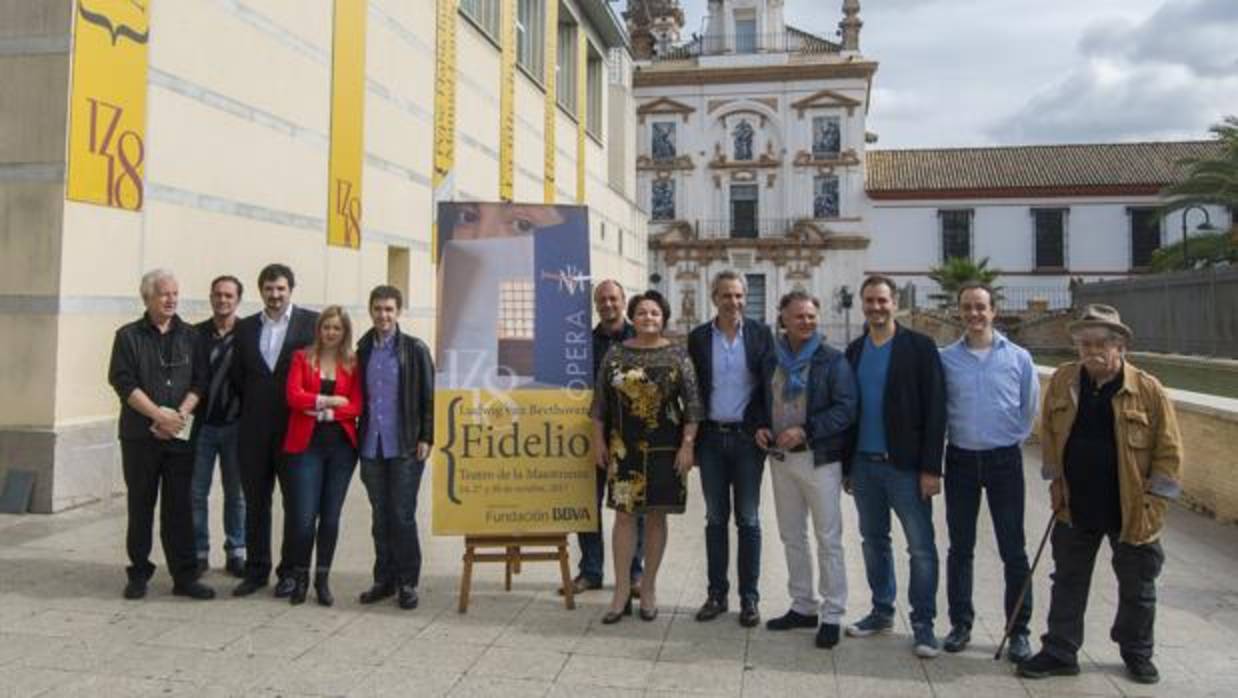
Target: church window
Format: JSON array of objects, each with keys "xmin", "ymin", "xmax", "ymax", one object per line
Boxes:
[
  {"xmin": 812, "ymin": 116, "xmax": 841, "ymax": 158},
  {"xmin": 733, "ymin": 119, "xmax": 754, "ymax": 161},
  {"xmin": 652, "ymin": 122, "xmax": 676, "ymax": 160},
  {"xmin": 939, "ymin": 209, "xmax": 973, "ymax": 262},
  {"xmin": 814, "ymin": 175, "xmax": 840, "ymax": 219},
  {"xmin": 735, "ymin": 17, "xmax": 757, "ymax": 54},
  {"xmin": 652, "ymin": 179, "xmax": 675, "ymax": 221}
]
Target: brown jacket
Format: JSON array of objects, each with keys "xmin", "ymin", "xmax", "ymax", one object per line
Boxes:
[{"xmin": 1040, "ymin": 360, "xmax": 1183, "ymax": 545}]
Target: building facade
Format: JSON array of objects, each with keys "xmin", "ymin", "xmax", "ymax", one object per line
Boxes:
[
  {"xmin": 0, "ymin": 0, "xmax": 646, "ymax": 512},
  {"xmin": 631, "ymin": 0, "xmax": 873, "ymax": 336},
  {"xmin": 866, "ymin": 142, "xmax": 1233, "ymax": 309}
]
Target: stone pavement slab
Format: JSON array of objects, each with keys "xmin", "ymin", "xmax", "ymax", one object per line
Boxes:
[{"xmin": 1, "ymin": 445, "xmax": 1236, "ymax": 697}]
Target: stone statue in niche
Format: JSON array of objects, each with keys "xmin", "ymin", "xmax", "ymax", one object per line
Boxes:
[
  {"xmin": 651, "ymin": 178, "xmax": 675, "ymax": 220},
  {"xmin": 652, "ymin": 122, "xmax": 676, "ymax": 161},
  {"xmin": 680, "ymin": 288, "xmax": 698, "ymax": 325},
  {"xmin": 733, "ymin": 119, "xmax": 754, "ymax": 161}
]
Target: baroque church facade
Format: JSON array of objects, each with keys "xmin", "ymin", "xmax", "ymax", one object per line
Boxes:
[
  {"xmin": 627, "ymin": 0, "xmax": 1234, "ymax": 336},
  {"xmin": 628, "ymin": 0, "xmax": 872, "ymax": 338}
]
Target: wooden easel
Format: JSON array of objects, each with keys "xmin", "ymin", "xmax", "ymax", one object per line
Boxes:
[{"xmin": 457, "ymin": 534, "xmax": 575, "ymax": 613}]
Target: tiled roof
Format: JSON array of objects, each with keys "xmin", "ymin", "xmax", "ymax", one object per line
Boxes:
[{"xmin": 865, "ymin": 141, "xmax": 1225, "ymax": 195}]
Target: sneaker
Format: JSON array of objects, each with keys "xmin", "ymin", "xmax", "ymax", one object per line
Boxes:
[
  {"xmin": 943, "ymin": 625, "xmax": 971, "ymax": 653},
  {"xmin": 912, "ymin": 625, "xmax": 940, "ymax": 658},
  {"xmin": 845, "ymin": 612, "xmax": 894, "ymax": 637},
  {"xmin": 1006, "ymin": 633, "xmax": 1033, "ymax": 664},
  {"xmin": 1122, "ymin": 653, "xmax": 1159, "ymax": 685},
  {"xmin": 766, "ymin": 609, "xmax": 818, "ymax": 631},
  {"xmin": 815, "ymin": 623, "xmax": 841, "ymax": 649},
  {"xmin": 1017, "ymin": 650, "xmax": 1081, "ymax": 679}
]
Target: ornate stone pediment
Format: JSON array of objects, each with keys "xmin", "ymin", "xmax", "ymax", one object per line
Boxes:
[
  {"xmin": 719, "ymin": 109, "xmax": 769, "ymax": 129},
  {"xmin": 637, "ymin": 154, "xmax": 696, "ymax": 171},
  {"xmin": 649, "ymin": 220, "xmax": 697, "ymax": 243},
  {"xmin": 792, "ymin": 148, "xmax": 861, "ymax": 168},
  {"xmin": 637, "ymin": 97, "xmax": 696, "ymax": 124},
  {"xmin": 790, "ymin": 89, "xmax": 862, "ymax": 118}
]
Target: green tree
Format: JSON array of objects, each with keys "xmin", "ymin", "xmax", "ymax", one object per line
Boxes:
[
  {"xmin": 928, "ymin": 256, "xmax": 1002, "ymax": 309},
  {"xmin": 1149, "ymin": 231, "xmax": 1237, "ymax": 272},
  {"xmin": 1161, "ymin": 115, "xmax": 1238, "ymax": 231}
]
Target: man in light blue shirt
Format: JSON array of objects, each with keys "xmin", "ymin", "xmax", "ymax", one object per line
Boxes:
[
  {"xmin": 938, "ymin": 282, "xmax": 1039, "ymax": 663},
  {"xmin": 687, "ymin": 271, "xmax": 774, "ymax": 627}
]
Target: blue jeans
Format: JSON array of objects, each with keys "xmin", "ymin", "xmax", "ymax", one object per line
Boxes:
[
  {"xmin": 191, "ymin": 422, "xmax": 245, "ymax": 559},
  {"xmin": 851, "ymin": 455, "xmax": 939, "ymax": 627},
  {"xmin": 286, "ymin": 425, "xmax": 357, "ymax": 573},
  {"xmin": 698, "ymin": 428, "xmax": 764, "ymax": 603},
  {"xmin": 578, "ymin": 467, "xmax": 644, "ymax": 584},
  {"xmin": 360, "ymin": 455, "xmax": 425, "ymax": 587},
  {"xmin": 945, "ymin": 444, "xmax": 1031, "ymax": 635}
]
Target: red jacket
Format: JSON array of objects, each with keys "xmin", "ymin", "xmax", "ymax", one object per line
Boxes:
[{"xmin": 283, "ymin": 349, "xmax": 363, "ymax": 454}]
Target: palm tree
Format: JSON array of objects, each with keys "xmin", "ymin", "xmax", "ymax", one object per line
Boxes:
[
  {"xmin": 927, "ymin": 257, "xmax": 1002, "ymax": 309},
  {"xmin": 1161, "ymin": 115, "xmax": 1238, "ymax": 225}
]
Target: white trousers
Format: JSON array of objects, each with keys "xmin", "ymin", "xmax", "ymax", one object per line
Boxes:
[{"xmin": 770, "ymin": 452, "xmax": 847, "ymax": 623}]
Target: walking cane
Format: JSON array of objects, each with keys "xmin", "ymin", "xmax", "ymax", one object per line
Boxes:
[{"xmin": 994, "ymin": 512, "xmax": 1057, "ymax": 660}]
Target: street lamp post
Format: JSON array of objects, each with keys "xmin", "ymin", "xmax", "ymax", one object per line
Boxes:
[{"xmin": 1181, "ymin": 205, "xmax": 1216, "ymax": 269}]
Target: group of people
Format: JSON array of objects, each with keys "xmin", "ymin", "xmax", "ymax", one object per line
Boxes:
[
  {"xmin": 108, "ymin": 263, "xmax": 433, "ymax": 609},
  {"xmin": 107, "ymin": 261, "xmax": 1182, "ymax": 685},
  {"xmin": 581, "ymin": 272, "xmax": 1181, "ymax": 685}
]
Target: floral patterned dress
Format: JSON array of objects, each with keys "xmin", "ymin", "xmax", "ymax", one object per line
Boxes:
[{"xmin": 591, "ymin": 342, "xmax": 703, "ymax": 515}]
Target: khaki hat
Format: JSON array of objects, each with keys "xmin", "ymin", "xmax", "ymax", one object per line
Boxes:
[{"xmin": 1068, "ymin": 303, "xmax": 1132, "ymax": 340}]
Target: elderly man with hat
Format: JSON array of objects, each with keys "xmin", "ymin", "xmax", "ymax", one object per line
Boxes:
[{"xmin": 1019, "ymin": 304, "xmax": 1183, "ymax": 685}]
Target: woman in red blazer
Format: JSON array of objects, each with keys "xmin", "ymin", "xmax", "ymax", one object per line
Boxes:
[{"xmin": 283, "ymin": 305, "xmax": 363, "ymax": 606}]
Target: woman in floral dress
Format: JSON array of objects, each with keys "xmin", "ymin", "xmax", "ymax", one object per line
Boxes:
[{"xmin": 592, "ymin": 290, "xmax": 702, "ymax": 623}]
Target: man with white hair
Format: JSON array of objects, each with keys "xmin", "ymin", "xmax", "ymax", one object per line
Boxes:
[
  {"xmin": 1019, "ymin": 304, "xmax": 1183, "ymax": 685},
  {"xmin": 107, "ymin": 269, "xmax": 215, "ymax": 600}
]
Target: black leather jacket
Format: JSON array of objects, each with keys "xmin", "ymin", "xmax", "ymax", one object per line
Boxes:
[
  {"xmin": 356, "ymin": 327, "xmax": 435, "ymax": 457},
  {"xmin": 108, "ymin": 314, "xmax": 206, "ymax": 441}
]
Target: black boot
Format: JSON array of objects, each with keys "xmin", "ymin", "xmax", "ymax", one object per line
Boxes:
[
  {"xmin": 314, "ymin": 570, "xmax": 334, "ymax": 607},
  {"xmin": 289, "ymin": 571, "xmax": 309, "ymax": 606}
]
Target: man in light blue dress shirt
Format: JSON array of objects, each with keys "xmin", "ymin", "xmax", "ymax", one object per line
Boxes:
[{"xmin": 938, "ymin": 282, "xmax": 1039, "ymax": 662}]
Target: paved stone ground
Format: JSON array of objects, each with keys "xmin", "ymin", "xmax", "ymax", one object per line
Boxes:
[{"xmin": 1, "ymin": 446, "xmax": 1236, "ymax": 697}]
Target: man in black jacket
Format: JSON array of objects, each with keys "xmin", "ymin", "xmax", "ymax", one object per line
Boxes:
[
  {"xmin": 230, "ymin": 264, "xmax": 318, "ymax": 597},
  {"xmin": 355, "ymin": 285, "xmax": 435, "ymax": 610},
  {"xmin": 108, "ymin": 269, "xmax": 215, "ymax": 600},
  {"xmin": 843, "ymin": 275, "xmax": 947, "ymax": 658},
  {"xmin": 688, "ymin": 271, "xmax": 773, "ymax": 627}
]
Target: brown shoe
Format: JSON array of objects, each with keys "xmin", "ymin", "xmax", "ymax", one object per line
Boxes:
[{"xmin": 558, "ymin": 575, "xmax": 602, "ymax": 596}]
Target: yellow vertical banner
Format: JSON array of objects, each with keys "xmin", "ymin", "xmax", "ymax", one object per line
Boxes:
[
  {"xmin": 542, "ymin": 0, "xmax": 558, "ymax": 203},
  {"xmin": 327, "ymin": 0, "xmax": 366, "ymax": 249},
  {"xmin": 498, "ymin": 0, "xmax": 516, "ymax": 202},
  {"xmin": 575, "ymin": 30, "xmax": 587, "ymax": 204},
  {"xmin": 432, "ymin": 0, "xmax": 458, "ymax": 257},
  {"xmin": 66, "ymin": 0, "xmax": 151, "ymax": 210}
]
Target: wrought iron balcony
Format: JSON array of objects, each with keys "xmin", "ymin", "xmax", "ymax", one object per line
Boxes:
[
  {"xmin": 663, "ymin": 218, "xmax": 799, "ymax": 240},
  {"xmin": 650, "ymin": 30, "xmax": 840, "ymax": 62}
]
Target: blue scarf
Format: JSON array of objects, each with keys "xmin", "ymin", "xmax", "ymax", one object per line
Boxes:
[{"xmin": 775, "ymin": 333, "xmax": 822, "ymax": 400}]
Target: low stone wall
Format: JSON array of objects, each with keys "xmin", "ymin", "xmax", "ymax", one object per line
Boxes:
[{"xmin": 1035, "ymin": 366, "xmax": 1238, "ymax": 523}]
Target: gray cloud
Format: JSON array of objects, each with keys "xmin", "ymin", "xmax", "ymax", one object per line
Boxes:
[{"xmin": 992, "ymin": 0, "xmax": 1238, "ymax": 143}]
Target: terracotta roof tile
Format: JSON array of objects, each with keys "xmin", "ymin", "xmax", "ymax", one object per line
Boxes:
[{"xmin": 865, "ymin": 141, "xmax": 1225, "ymax": 194}]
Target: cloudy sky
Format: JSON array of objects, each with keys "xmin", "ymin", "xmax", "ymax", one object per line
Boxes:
[{"xmin": 672, "ymin": 0, "xmax": 1238, "ymax": 149}]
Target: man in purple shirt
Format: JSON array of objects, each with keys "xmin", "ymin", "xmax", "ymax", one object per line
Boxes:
[{"xmin": 356, "ymin": 285, "xmax": 435, "ymax": 610}]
